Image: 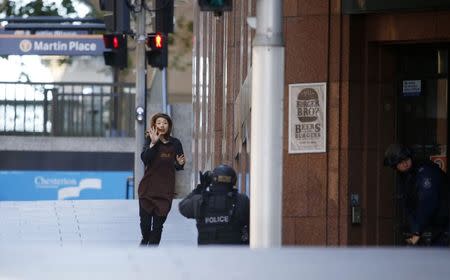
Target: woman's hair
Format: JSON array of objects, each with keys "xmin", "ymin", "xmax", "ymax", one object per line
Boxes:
[{"xmin": 150, "ymin": 113, "xmax": 173, "ymax": 138}]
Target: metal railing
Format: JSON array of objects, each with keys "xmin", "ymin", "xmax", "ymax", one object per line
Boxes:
[{"xmin": 0, "ymin": 81, "xmax": 135, "ymax": 137}]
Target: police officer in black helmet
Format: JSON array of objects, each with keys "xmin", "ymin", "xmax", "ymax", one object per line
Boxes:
[
  {"xmin": 384, "ymin": 144, "xmax": 449, "ymax": 246},
  {"xmin": 178, "ymin": 164, "xmax": 250, "ymax": 245}
]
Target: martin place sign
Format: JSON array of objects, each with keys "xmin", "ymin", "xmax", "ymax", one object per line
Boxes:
[{"xmin": 0, "ymin": 34, "xmax": 105, "ymax": 56}]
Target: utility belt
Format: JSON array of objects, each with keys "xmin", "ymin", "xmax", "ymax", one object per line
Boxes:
[{"xmin": 197, "ymin": 226, "xmax": 243, "ymax": 245}]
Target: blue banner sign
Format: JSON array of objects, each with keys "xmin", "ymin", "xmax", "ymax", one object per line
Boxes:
[
  {"xmin": 0, "ymin": 170, "xmax": 133, "ymax": 201},
  {"xmin": 0, "ymin": 34, "xmax": 105, "ymax": 55}
]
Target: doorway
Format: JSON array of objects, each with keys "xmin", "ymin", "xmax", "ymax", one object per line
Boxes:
[{"xmin": 394, "ymin": 45, "xmax": 449, "ymax": 244}]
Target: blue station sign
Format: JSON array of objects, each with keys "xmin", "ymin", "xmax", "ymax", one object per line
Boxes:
[
  {"xmin": 0, "ymin": 34, "xmax": 106, "ymax": 56},
  {"xmin": 0, "ymin": 170, "xmax": 133, "ymax": 201}
]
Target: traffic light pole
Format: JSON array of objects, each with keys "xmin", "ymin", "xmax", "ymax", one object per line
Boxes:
[
  {"xmin": 250, "ymin": 0, "xmax": 284, "ymax": 248},
  {"xmin": 162, "ymin": 67, "xmax": 168, "ymax": 114},
  {"xmin": 134, "ymin": 6, "xmax": 146, "ymax": 196}
]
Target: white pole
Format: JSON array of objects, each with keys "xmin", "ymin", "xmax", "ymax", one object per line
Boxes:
[
  {"xmin": 134, "ymin": 4, "xmax": 146, "ymax": 196},
  {"xmin": 162, "ymin": 67, "xmax": 168, "ymax": 114},
  {"xmin": 250, "ymin": 0, "xmax": 284, "ymax": 248}
]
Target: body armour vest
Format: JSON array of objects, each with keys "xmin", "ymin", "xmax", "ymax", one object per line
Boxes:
[{"xmin": 196, "ymin": 190, "xmax": 242, "ymax": 245}]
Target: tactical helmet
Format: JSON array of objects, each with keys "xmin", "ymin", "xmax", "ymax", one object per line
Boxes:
[
  {"xmin": 211, "ymin": 164, "xmax": 237, "ymax": 187},
  {"xmin": 383, "ymin": 144, "xmax": 412, "ymax": 167}
]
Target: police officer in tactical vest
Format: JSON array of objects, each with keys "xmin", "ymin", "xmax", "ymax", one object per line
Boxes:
[
  {"xmin": 179, "ymin": 164, "xmax": 250, "ymax": 245},
  {"xmin": 384, "ymin": 144, "xmax": 450, "ymax": 246}
]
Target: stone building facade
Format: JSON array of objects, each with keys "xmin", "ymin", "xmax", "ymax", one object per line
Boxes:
[{"xmin": 191, "ymin": 0, "xmax": 450, "ymax": 245}]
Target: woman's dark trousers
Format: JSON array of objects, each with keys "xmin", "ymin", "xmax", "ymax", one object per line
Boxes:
[{"xmin": 139, "ymin": 206, "xmax": 167, "ymax": 246}]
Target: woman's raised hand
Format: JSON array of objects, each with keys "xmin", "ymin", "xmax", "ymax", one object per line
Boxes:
[{"xmin": 148, "ymin": 127, "xmax": 160, "ymax": 144}]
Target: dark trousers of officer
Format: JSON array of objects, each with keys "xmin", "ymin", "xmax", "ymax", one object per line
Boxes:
[{"xmin": 139, "ymin": 206, "xmax": 167, "ymax": 246}]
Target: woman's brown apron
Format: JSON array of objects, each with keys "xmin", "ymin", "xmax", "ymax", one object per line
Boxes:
[{"xmin": 138, "ymin": 143, "xmax": 176, "ymax": 216}]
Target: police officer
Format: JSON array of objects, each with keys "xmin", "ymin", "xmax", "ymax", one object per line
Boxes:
[
  {"xmin": 178, "ymin": 164, "xmax": 250, "ymax": 245},
  {"xmin": 384, "ymin": 144, "xmax": 449, "ymax": 246}
]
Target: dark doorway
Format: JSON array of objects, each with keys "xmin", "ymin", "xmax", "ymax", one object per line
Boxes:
[{"xmin": 394, "ymin": 45, "xmax": 449, "ymax": 244}]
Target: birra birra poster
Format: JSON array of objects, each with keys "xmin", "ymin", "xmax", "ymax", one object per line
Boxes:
[{"xmin": 288, "ymin": 82, "xmax": 326, "ymax": 153}]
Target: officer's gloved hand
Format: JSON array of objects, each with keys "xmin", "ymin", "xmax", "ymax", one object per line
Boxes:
[
  {"xmin": 200, "ymin": 171, "xmax": 213, "ymax": 186},
  {"xmin": 193, "ymin": 171, "xmax": 211, "ymax": 194}
]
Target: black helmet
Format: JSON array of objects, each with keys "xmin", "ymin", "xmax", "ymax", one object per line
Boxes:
[
  {"xmin": 383, "ymin": 144, "xmax": 412, "ymax": 167},
  {"xmin": 211, "ymin": 164, "xmax": 237, "ymax": 187}
]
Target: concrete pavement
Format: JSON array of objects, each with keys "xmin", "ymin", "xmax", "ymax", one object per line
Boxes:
[
  {"xmin": 0, "ymin": 199, "xmax": 197, "ymax": 246},
  {"xmin": 1, "ymin": 199, "xmax": 450, "ymax": 279}
]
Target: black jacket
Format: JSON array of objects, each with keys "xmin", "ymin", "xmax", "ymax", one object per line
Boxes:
[
  {"xmin": 179, "ymin": 184, "xmax": 250, "ymax": 244},
  {"xmin": 141, "ymin": 136, "xmax": 184, "ymax": 170},
  {"xmin": 398, "ymin": 160, "xmax": 449, "ymax": 234}
]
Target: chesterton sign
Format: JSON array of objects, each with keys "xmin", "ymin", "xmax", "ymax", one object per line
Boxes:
[
  {"xmin": 0, "ymin": 170, "xmax": 132, "ymax": 201},
  {"xmin": 0, "ymin": 34, "xmax": 105, "ymax": 56}
]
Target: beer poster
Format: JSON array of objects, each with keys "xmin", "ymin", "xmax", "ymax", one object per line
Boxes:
[{"xmin": 288, "ymin": 82, "xmax": 326, "ymax": 154}]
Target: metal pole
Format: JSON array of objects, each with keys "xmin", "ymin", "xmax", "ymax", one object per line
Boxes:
[
  {"xmin": 162, "ymin": 67, "xmax": 168, "ymax": 114},
  {"xmin": 134, "ymin": 2, "xmax": 146, "ymax": 196},
  {"xmin": 250, "ymin": 0, "xmax": 284, "ymax": 248}
]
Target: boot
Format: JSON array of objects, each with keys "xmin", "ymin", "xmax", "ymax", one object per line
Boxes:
[{"xmin": 140, "ymin": 234, "xmax": 150, "ymax": 246}]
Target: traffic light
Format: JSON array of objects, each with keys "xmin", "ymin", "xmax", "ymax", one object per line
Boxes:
[
  {"xmin": 198, "ymin": 0, "xmax": 232, "ymax": 13},
  {"xmin": 155, "ymin": 0, "xmax": 174, "ymax": 34},
  {"xmin": 146, "ymin": 33, "xmax": 168, "ymax": 69},
  {"xmin": 99, "ymin": 0, "xmax": 131, "ymax": 33},
  {"xmin": 103, "ymin": 33, "xmax": 128, "ymax": 69}
]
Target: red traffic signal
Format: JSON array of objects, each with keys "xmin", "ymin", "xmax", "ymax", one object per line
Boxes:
[
  {"xmin": 146, "ymin": 33, "xmax": 165, "ymax": 50},
  {"xmin": 103, "ymin": 33, "xmax": 126, "ymax": 49},
  {"xmin": 146, "ymin": 32, "xmax": 168, "ymax": 69},
  {"xmin": 102, "ymin": 33, "xmax": 128, "ymax": 69},
  {"xmin": 113, "ymin": 36, "xmax": 119, "ymax": 48}
]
